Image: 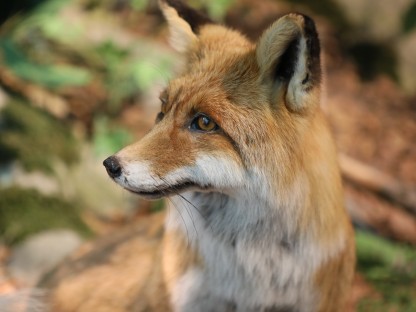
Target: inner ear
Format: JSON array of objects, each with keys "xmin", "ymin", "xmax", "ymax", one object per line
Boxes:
[
  {"xmin": 274, "ymin": 37, "xmax": 300, "ymax": 82},
  {"xmin": 256, "ymin": 13, "xmax": 322, "ymax": 111}
]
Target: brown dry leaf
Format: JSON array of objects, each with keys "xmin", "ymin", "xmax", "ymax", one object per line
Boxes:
[{"xmin": 346, "ymin": 184, "xmax": 416, "ymax": 244}]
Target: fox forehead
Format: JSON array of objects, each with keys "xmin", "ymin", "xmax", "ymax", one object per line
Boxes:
[
  {"xmin": 162, "ymin": 51, "xmax": 268, "ymax": 124},
  {"xmin": 160, "ymin": 73, "xmax": 270, "ymax": 155}
]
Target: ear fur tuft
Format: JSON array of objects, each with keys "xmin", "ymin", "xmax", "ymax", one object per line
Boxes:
[
  {"xmin": 159, "ymin": 0, "xmax": 213, "ymax": 52},
  {"xmin": 162, "ymin": 0, "xmax": 212, "ymax": 33}
]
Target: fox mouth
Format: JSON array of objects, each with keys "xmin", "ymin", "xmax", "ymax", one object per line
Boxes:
[{"xmin": 126, "ymin": 181, "xmax": 206, "ymax": 199}]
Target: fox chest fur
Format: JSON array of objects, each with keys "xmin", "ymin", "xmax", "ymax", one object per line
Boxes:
[{"xmin": 103, "ymin": 1, "xmax": 356, "ymax": 311}]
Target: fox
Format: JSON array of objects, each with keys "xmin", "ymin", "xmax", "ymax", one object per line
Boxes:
[{"xmin": 102, "ymin": 0, "xmax": 356, "ymax": 311}]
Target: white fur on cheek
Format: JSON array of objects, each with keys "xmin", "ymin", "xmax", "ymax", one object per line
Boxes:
[
  {"xmin": 113, "ymin": 161, "xmax": 153, "ymax": 190},
  {"xmin": 190, "ymin": 154, "xmax": 245, "ymax": 190}
]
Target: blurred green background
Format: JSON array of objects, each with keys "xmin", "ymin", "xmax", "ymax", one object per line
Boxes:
[{"xmin": 0, "ymin": 0, "xmax": 415, "ymax": 311}]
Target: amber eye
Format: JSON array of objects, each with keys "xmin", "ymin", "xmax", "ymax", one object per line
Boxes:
[{"xmin": 190, "ymin": 114, "xmax": 218, "ymax": 132}]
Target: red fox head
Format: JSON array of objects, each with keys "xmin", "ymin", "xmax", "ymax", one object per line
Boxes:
[{"xmin": 103, "ymin": 0, "xmax": 330, "ymax": 205}]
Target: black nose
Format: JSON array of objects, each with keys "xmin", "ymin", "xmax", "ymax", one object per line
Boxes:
[{"xmin": 103, "ymin": 156, "xmax": 122, "ymax": 178}]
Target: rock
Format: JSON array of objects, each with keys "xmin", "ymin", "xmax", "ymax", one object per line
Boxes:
[
  {"xmin": 8, "ymin": 163, "xmax": 60, "ymax": 196},
  {"xmin": 53, "ymin": 146, "xmax": 139, "ymax": 219},
  {"xmin": 7, "ymin": 230, "xmax": 83, "ymax": 287}
]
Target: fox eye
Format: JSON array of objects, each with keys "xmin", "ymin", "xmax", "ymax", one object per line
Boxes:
[{"xmin": 190, "ymin": 114, "xmax": 218, "ymax": 132}]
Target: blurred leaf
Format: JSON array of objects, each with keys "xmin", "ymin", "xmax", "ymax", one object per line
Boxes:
[
  {"xmin": 356, "ymin": 230, "xmax": 416, "ymax": 276},
  {"xmin": 0, "ymin": 187, "xmax": 92, "ymax": 245},
  {"xmin": 130, "ymin": 0, "xmax": 147, "ymax": 11},
  {"xmin": 403, "ymin": 2, "xmax": 416, "ymax": 34},
  {"xmin": 40, "ymin": 15, "xmax": 82, "ymax": 44},
  {"xmin": 10, "ymin": 0, "xmax": 71, "ymax": 38},
  {"xmin": 96, "ymin": 41, "xmax": 129, "ymax": 69},
  {"xmin": 99, "ymin": 40, "xmax": 173, "ymax": 114},
  {"xmin": 151, "ymin": 199, "xmax": 165, "ymax": 213},
  {"xmin": 0, "ymin": 38, "xmax": 92, "ymax": 89},
  {"xmin": 205, "ymin": 0, "xmax": 235, "ymax": 20},
  {"xmin": 93, "ymin": 116, "xmax": 133, "ymax": 157},
  {"xmin": 0, "ymin": 99, "xmax": 79, "ymax": 173},
  {"xmin": 131, "ymin": 59, "xmax": 168, "ymax": 91},
  {"xmin": 189, "ymin": 0, "xmax": 235, "ymax": 20}
]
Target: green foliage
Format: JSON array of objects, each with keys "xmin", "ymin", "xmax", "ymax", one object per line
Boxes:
[
  {"xmin": 130, "ymin": 56, "xmax": 172, "ymax": 91},
  {"xmin": 356, "ymin": 230, "xmax": 416, "ymax": 311},
  {"xmin": 403, "ymin": 2, "xmax": 416, "ymax": 34},
  {"xmin": 0, "ymin": 38, "xmax": 91, "ymax": 89},
  {"xmin": 95, "ymin": 41, "xmax": 136, "ymax": 114},
  {"xmin": 0, "ymin": 99, "xmax": 79, "ymax": 173},
  {"xmin": 96, "ymin": 40, "xmax": 173, "ymax": 114},
  {"xmin": 0, "ymin": 187, "xmax": 92, "ymax": 245},
  {"xmin": 130, "ymin": 0, "xmax": 147, "ymax": 11},
  {"xmin": 10, "ymin": 0, "xmax": 83, "ymax": 47},
  {"xmin": 205, "ymin": 0, "xmax": 235, "ymax": 20},
  {"xmin": 93, "ymin": 116, "xmax": 133, "ymax": 157},
  {"xmin": 96, "ymin": 41, "xmax": 129, "ymax": 69},
  {"xmin": 2, "ymin": 0, "xmax": 174, "ymax": 115},
  {"xmin": 188, "ymin": 0, "xmax": 235, "ymax": 20},
  {"xmin": 151, "ymin": 199, "xmax": 165, "ymax": 213}
]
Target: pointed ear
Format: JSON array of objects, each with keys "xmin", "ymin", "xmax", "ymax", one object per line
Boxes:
[
  {"xmin": 256, "ymin": 14, "xmax": 321, "ymax": 111},
  {"xmin": 159, "ymin": 0, "xmax": 213, "ymax": 52}
]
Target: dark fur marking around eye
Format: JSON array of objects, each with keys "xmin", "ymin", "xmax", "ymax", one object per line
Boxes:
[{"xmin": 164, "ymin": 0, "xmax": 213, "ymax": 33}]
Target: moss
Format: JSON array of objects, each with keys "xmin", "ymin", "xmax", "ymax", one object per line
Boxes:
[
  {"xmin": 0, "ymin": 99, "xmax": 79, "ymax": 173},
  {"xmin": 356, "ymin": 230, "xmax": 416, "ymax": 311},
  {"xmin": 0, "ymin": 187, "xmax": 92, "ymax": 245},
  {"xmin": 402, "ymin": 2, "xmax": 416, "ymax": 34},
  {"xmin": 150, "ymin": 199, "xmax": 165, "ymax": 213}
]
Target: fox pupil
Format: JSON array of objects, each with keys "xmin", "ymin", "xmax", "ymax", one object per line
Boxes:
[{"xmin": 201, "ymin": 116, "xmax": 210, "ymax": 126}]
